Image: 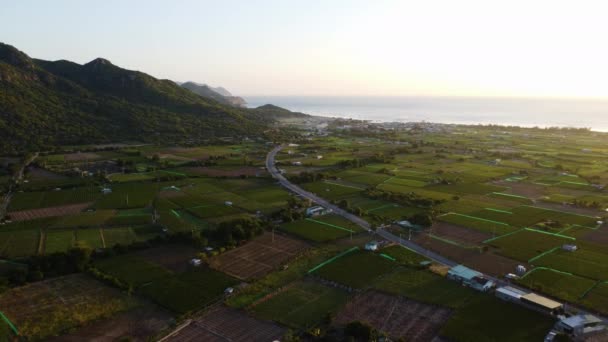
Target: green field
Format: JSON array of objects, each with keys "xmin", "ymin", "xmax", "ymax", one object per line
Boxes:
[
  {"xmin": 518, "ymin": 268, "xmax": 596, "ymax": 303},
  {"xmin": 252, "ymin": 280, "xmax": 349, "ymax": 328},
  {"xmin": 532, "ymin": 244, "xmax": 608, "ymax": 281},
  {"xmin": 94, "ymin": 255, "xmax": 172, "ymax": 287},
  {"xmin": 440, "ymin": 295, "xmax": 555, "ymax": 342},
  {"xmin": 313, "ymin": 251, "xmax": 396, "ymax": 289},
  {"xmin": 438, "ymin": 212, "xmax": 515, "ymax": 235},
  {"xmin": 280, "ymin": 215, "xmax": 363, "ymax": 242},
  {"xmin": 488, "ymin": 229, "xmax": 573, "ymax": 262}
]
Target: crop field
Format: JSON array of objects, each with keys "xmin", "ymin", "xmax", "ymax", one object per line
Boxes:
[
  {"xmin": 506, "ymin": 205, "xmax": 599, "ymax": 228},
  {"xmin": 488, "ymin": 229, "xmax": 573, "ymax": 262},
  {"xmin": 8, "ymin": 202, "xmax": 93, "ymax": 221},
  {"xmin": 440, "ymin": 295, "xmax": 555, "ymax": 342},
  {"xmin": 429, "ymin": 222, "xmax": 492, "ymax": 245},
  {"xmin": 429, "ymin": 183, "xmax": 507, "ymax": 196},
  {"xmin": 438, "ymin": 213, "xmax": 515, "ymax": 236},
  {"xmin": 374, "ymin": 267, "xmax": 476, "ymax": 309},
  {"xmin": 0, "ymin": 274, "xmax": 136, "ymax": 341},
  {"xmin": 313, "ymin": 250, "xmax": 396, "ymax": 289},
  {"xmin": 302, "ymin": 181, "xmax": 363, "ymax": 200},
  {"xmin": 580, "ymin": 282, "xmax": 608, "ymax": 315},
  {"xmin": 94, "ymin": 255, "xmax": 173, "ymax": 287},
  {"xmin": 368, "ymin": 204, "xmax": 423, "ymax": 220},
  {"xmin": 8, "ymin": 187, "xmax": 99, "ymax": 211},
  {"xmin": 164, "ymin": 305, "xmax": 285, "ymax": 342},
  {"xmin": 518, "ymin": 268, "xmax": 596, "ymax": 303},
  {"xmin": 51, "ymin": 210, "xmax": 116, "ymax": 228},
  {"xmin": 209, "ymin": 233, "xmax": 309, "ymax": 280},
  {"xmin": 251, "ymin": 280, "xmax": 349, "ymax": 328},
  {"xmin": 280, "ymin": 215, "xmax": 363, "ymax": 242},
  {"xmin": 0, "ymin": 227, "xmax": 40, "ymax": 257},
  {"xmin": 95, "ymin": 183, "xmax": 159, "ymax": 209},
  {"xmin": 334, "ymin": 290, "xmax": 452, "ymax": 341},
  {"xmin": 131, "ymin": 245, "xmax": 199, "ymax": 272},
  {"xmin": 139, "ymin": 267, "xmax": 237, "ymax": 313},
  {"xmin": 531, "ymin": 243, "xmax": 608, "ymax": 280}
]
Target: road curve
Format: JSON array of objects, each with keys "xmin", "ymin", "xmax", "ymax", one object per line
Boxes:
[{"xmin": 266, "ymin": 145, "xmax": 456, "ymax": 267}]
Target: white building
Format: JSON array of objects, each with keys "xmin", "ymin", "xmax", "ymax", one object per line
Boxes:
[{"xmin": 365, "ymin": 241, "xmax": 379, "ymax": 251}]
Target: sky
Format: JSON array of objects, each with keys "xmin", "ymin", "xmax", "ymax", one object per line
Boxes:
[{"xmin": 1, "ymin": 0, "xmax": 608, "ymax": 97}]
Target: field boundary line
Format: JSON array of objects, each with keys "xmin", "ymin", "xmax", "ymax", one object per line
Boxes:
[
  {"xmin": 322, "ymin": 180, "xmax": 365, "ymax": 190},
  {"xmin": 523, "ymin": 227, "xmax": 576, "ymax": 241},
  {"xmin": 483, "ymin": 228, "xmax": 525, "ymax": 244},
  {"xmin": 368, "ymin": 203, "xmax": 398, "ymax": 213},
  {"xmin": 445, "ymin": 212, "xmax": 510, "ymax": 226},
  {"xmin": 37, "ymin": 229, "xmax": 45, "ymax": 255},
  {"xmin": 484, "ymin": 208, "xmax": 512, "ymax": 214},
  {"xmin": 491, "ymin": 192, "xmax": 529, "ymax": 200},
  {"xmin": 0, "ymin": 311, "xmax": 18, "ymax": 336},
  {"xmin": 520, "ymin": 205, "xmax": 597, "ymax": 219},
  {"xmin": 579, "ymin": 281, "xmax": 603, "ymax": 300},
  {"xmin": 428, "ymin": 233, "xmax": 481, "ymax": 250},
  {"xmin": 528, "ymin": 246, "xmax": 560, "ymax": 263},
  {"xmin": 307, "ymin": 246, "xmax": 359, "ymax": 274},
  {"xmin": 521, "ymin": 266, "xmax": 574, "ymax": 279},
  {"xmin": 305, "ymin": 218, "xmax": 354, "ymax": 233}
]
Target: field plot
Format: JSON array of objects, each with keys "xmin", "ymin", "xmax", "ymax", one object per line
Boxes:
[
  {"xmin": 139, "ymin": 268, "xmax": 237, "ymax": 313},
  {"xmin": 164, "ymin": 305, "xmax": 285, "ymax": 342},
  {"xmin": 438, "ymin": 213, "xmax": 515, "ymax": 236},
  {"xmin": 209, "ymin": 233, "xmax": 308, "ymax": 280},
  {"xmin": 95, "ymin": 183, "xmax": 159, "ymax": 209},
  {"xmin": 51, "ymin": 210, "xmax": 116, "ymax": 228},
  {"xmin": 518, "ymin": 268, "xmax": 596, "ymax": 303},
  {"xmin": 280, "ymin": 215, "xmax": 363, "ymax": 242},
  {"xmin": 132, "ymin": 245, "xmax": 199, "ymax": 272},
  {"xmin": 374, "ymin": 267, "xmax": 475, "ymax": 309},
  {"xmin": 379, "ymin": 245, "xmax": 429, "ymax": 266},
  {"xmin": 414, "ymin": 235, "xmax": 520, "ymax": 276},
  {"xmin": 0, "ymin": 227, "xmax": 40, "ymax": 258},
  {"xmin": 49, "ymin": 306, "xmax": 171, "ymax": 342},
  {"xmin": 488, "ymin": 229, "xmax": 572, "ymax": 262},
  {"xmin": 580, "ymin": 282, "xmax": 608, "ymax": 315},
  {"xmin": 180, "ymin": 166, "xmax": 262, "ymax": 177},
  {"xmin": 429, "ymin": 222, "xmax": 492, "ymax": 245},
  {"xmin": 334, "ymin": 290, "xmax": 451, "ymax": 341},
  {"xmin": 313, "ymin": 250, "xmax": 396, "ymax": 289},
  {"xmin": 531, "ymin": 244, "xmax": 608, "ymax": 281},
  {"xmin": 8, "ymin": 202, "xmax": 92, "ymax": 221},
  {"xmin": 440, "ymin": 295, "xmax": 555, "ymax": 342},
  {"xmin": 8, "ymin": 187, "xmax": 99, "ymax": 211},
  {"xmin": 251, "ymin": 280, "xmax": 348, "ymax": 328},
  {"xmin": 506, "ymin": 205, "xmax": 599, "ymax": 228},
  {"xmin": 301, "ymin": 181, "xmax": 363, "ymax": 201},
  {"xmin": 0, "ymin": 274, "xmax": 136, "ymax": 341},
  {"xmin": 94, "ymin": 255, "xmax": 173, "ymax": 287},
  {"xmin": 429, "ymin": 183, "xmax": 507, "ymax": 196}
]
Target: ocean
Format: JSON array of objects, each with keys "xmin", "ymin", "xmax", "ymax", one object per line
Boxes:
[{"xmin": 244, "ymin": 96, "xmax": 608, "ymax": 132}]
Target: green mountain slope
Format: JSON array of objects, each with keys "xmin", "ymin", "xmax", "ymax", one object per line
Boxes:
[{"xmin": 0, "ymin": 43, "xmax": 269, "ymax": 153}]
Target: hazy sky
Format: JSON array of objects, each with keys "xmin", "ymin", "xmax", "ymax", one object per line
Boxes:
[{"xmin": 1, "ymin": 0, "xmax": 607, "ymax": 97}]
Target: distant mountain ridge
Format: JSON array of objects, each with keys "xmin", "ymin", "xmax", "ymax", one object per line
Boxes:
[
  {"xmin": 180, "ymin": 81, "xmax": 247, "ymax": 108},
  {"xmin": 0, "ymin": 42, "xmax": 273, "ymax": 153}
]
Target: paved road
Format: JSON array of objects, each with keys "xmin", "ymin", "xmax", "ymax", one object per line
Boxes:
[{"xmin": 266, "ymin": 145, "xmax": 456, "ymax": 267}]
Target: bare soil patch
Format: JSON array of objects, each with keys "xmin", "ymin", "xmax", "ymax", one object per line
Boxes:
[
  {"xmin": 334, "ymin": 290, "xmax": 451, "ymax": 341},
  {"xmin": 208, "ymin": 233, "xmax": 308, "ymax": 280},
  {"xmin": 163, "ymin": 305, "xmax": 285, "ymax": 342},
  {"xmin": 430, "ymin": 222, "xmax": 491, "ymax": 245},
  {"xmin": 9, "ymin": 202, "xmax": 92, "ymax": 221},
  {"xmin": 49, "ymin": 304, "xmax": 173, "ymax": 342}
]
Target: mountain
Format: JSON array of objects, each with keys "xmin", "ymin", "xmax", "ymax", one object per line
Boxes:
[
  {"xmin": 180, "ymin": 81, "xmax": 247, "ymax": 108},
  {"xmin": 249, "ymin": 104, "xmax": 310, "ymax": 119},
  {"xmin": 0, "ymin": 43, "xmax": 270, "ymax": 153}
]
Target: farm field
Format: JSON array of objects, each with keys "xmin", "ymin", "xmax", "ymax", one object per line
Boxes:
[
  {"xmin": 280, "ymin": 214, "xmax": 363, "ymax": 242},
  {"xmin": 440, "ymin": 295, "xmax": 555, "ymax": 342},
  {"xmin": 164, "ymin": 305, "xmax": 285, "ymax": 342},
  {"xmin": 313, "ymin": 250, "xmax": 397, "ymax": 289},
  {"xmin": 0, "ymin": 274, "xmax": 137, "ymax": 341},
  {"xmin": 251, "ymin": 280, "xmax": 349, "ymax": 329},
  {"xmin": 488, "ymin": 229, "xmax": 574, "ymax": 262},
  {"xmin": 333, "ymin": 290, "xmax": 452, "ymax": 341},
  {"xmin": 208, "ymin": 233, "xmax": 308, "ymax": 280},
  {"xmin": 518, "ymin": 268, "xmax": 597, "ymax": 303},
  {"xmin": 531, "ymin": 243, "xmax": 608, "ymax": 281}
]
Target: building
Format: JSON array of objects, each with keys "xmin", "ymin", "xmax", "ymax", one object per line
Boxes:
[
  {"xmin": 562, "ymin": 244, "xmax": 578, "ymax": 252},
  {"xmin": 557, "ymin": 314, "xmax": 605, "ymax": 338},
  {"xmin": 292, "ymin": 161, "xmax": 302, "ymax": 166},
  {"xmin": 101, "ymin": 187, "xmax": 112, "ymax": 194},
  {"xmin": 520, "ymin": 293, "xmax": 563, "ymax": 315},
  {"xmin": 496, "ymin": 286, "xmax": 528, "ymax": 303},
  {"xmin": 305, "ymin": 206, "xmax": 332, "ymax": 217},
  {"xmin": 365, "ymin": 241, "xmax": 379, "ymax": 251},
  {"xmin": 225, "ymin": 201, "xmax": 233, "ymax": 206},
  {"xmin": 190, "ymin": 258, "xmax": 202, "ymax": 267},
  {"xmin": 447, "ymin": 265, "xmax": 495, "ymax": 292}
]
